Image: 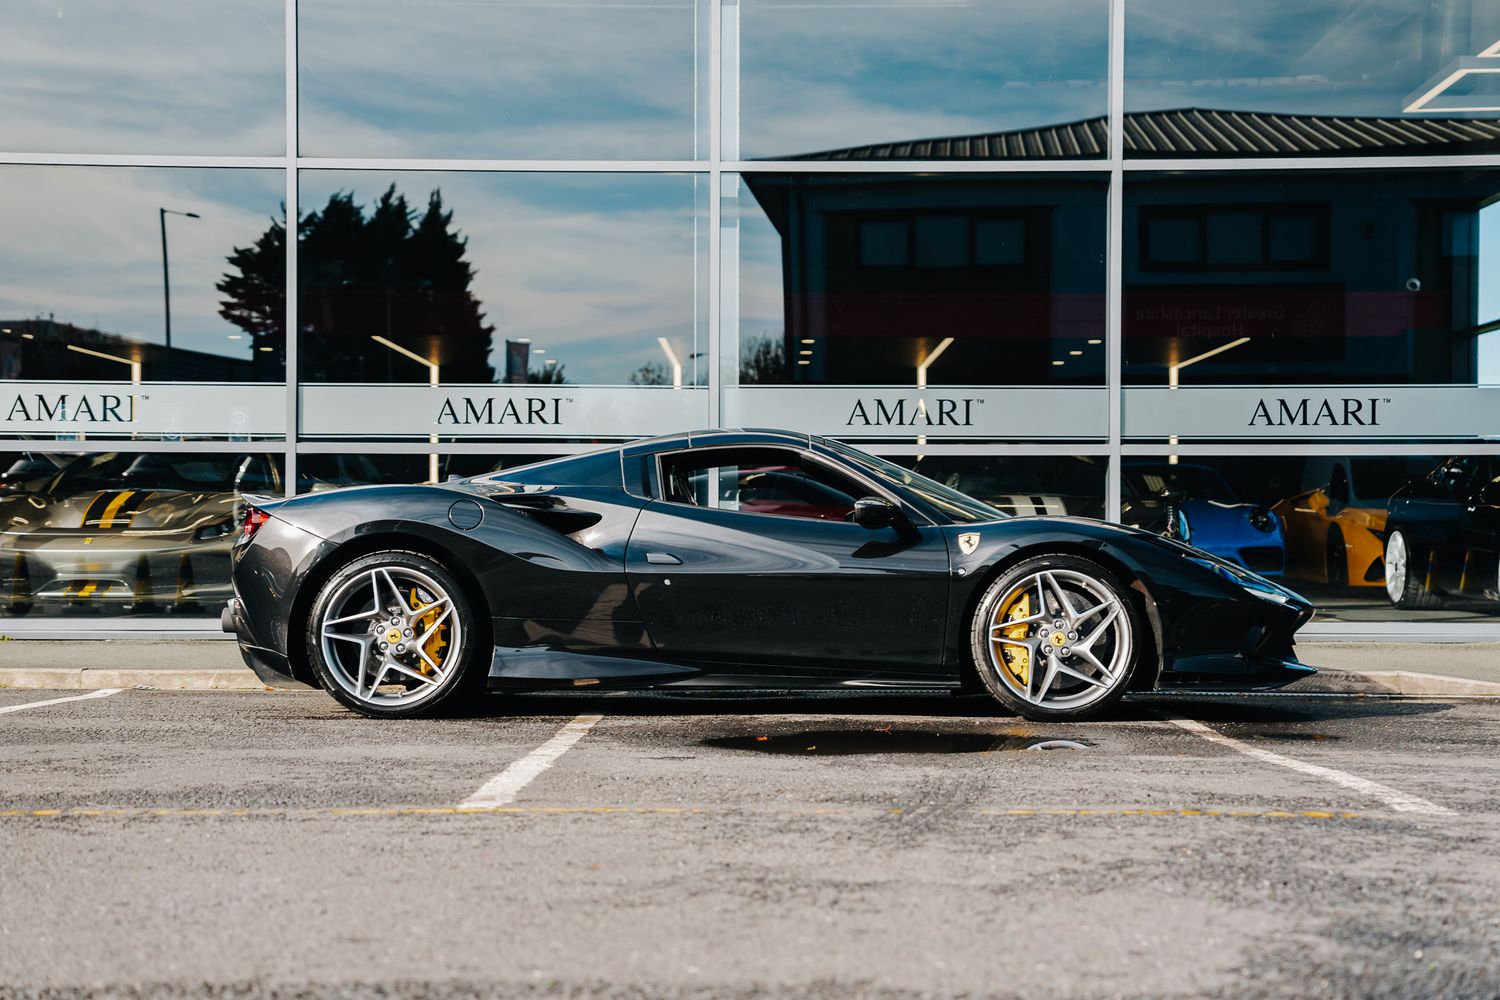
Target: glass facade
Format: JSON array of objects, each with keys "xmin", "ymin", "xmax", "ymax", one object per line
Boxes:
[{"xmin": 1, "ymin": 1, "xmax": 1496, "ymax": 629}]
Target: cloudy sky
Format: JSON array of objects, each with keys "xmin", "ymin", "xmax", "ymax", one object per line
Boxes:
[
  {"xmin": 0, "ymin": 166, "xmax": 284, "ymax": 371},
  {"xmin": 1126, "ymin": 0, "xmax": 1500, "ymax": 118},
  {"xmin": 1, "ymin": 1, "xmax": 283, "ymax": 155}
]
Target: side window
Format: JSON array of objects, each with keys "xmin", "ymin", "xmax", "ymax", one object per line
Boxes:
[{"xmin": 659, "ymin": 447, "xmax": 866, "ymax": 522}]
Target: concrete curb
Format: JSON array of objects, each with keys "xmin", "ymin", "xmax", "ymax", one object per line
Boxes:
[
  {"xmin": 1286, "ymin": 669, "xmax": 1500, "ymax": 697},
  {"xmin": 0, "ymin": 668, "xmax": 269, "ymax": 691}
]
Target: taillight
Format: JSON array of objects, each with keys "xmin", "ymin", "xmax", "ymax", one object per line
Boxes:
[{"xmin": 239, "ymin": 506, "xmax": 271, "ymax": 545}]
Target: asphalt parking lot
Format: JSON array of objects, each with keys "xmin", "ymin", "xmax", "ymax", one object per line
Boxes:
[{"xmin": 3, "ymin": 687, "xmax": 1500, "ymax": 1000}]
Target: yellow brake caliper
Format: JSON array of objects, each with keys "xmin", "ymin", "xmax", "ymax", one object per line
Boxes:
[
  {"xmin": 998, "ymin": 591, "xmax": 1032, "ymax": 686},
  {"xmin": 408, "ymin": 587, "xmax": 449, "ymax": 675}
]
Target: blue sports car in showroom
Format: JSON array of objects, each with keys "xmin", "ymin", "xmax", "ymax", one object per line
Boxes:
[{"xmin": 1123, "ymin": 462, "xmax": 1285, "ymax": 578}]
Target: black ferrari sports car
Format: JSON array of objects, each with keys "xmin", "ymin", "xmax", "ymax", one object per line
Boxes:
[{"xmin": 223, "ymin": 429, "xmax": 1316, "ymax": 721}]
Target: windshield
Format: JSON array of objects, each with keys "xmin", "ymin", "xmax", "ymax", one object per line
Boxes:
[
  {"xmin": 1348, "ymin": 459, "xmax": 1427, "ymax": 505},
  {"xmin": 43, "ymin": 454, "xmax": 244, "ymax": 495},
  {"xmin": 818, "ymin": 438, "xmax": 1004, "ymax": 524},
  {"xmin": 1124, "ymin": 465, "xmax": 1236, "ymax": 503}
]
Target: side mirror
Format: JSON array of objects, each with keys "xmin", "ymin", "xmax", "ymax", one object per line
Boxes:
[{"xmin": 852, "ymin": 497, "xmax": 899, "ymax": 529}]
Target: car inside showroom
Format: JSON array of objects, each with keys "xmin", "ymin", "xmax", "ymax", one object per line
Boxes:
[{"xmin": 1, "ymin": 0, "xmax": 1497, "ymax": 635}]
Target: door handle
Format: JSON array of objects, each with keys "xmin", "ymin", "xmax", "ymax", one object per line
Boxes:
[{"xmin": 645, "ymin": 552, "xmax": 682, "ymax": 565}]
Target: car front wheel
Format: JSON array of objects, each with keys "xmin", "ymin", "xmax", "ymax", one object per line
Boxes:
[
  {"xmin": 306, "ymin": 550, "xmax": 484, "ymax": 718},
  {"xmin": 971, "ymin": 554, "xmax": 1140, "ymax": 721},
  {"xmin": 1384, "ymin": 530, "xmax": 1442, "ymax": 610}
]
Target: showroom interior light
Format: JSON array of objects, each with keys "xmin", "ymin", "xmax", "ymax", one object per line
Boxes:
[
  {"xmin": 1404, "ymin": 40, "xmax": 1500, "ymax": 113},
  {"xmin": 67, "ymin": 343, "xmax": 141, "ymax": 385},
  {"xmin": 372, "ymin": 334, "xmax": 441, "ymax": 482}
]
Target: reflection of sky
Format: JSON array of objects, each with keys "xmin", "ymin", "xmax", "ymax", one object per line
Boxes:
[
  {"xmin": 300, "ymin": 172, "xmax": 705, "ymax": 385},
  {"xmin": 1127, "ymin": 0, "xmax": 1500, "ymax": 118},
  {"xmin": 736, "ymin": 0, "xmax": 1108, "ymax": 157},
  {"xmin": 299, "ymin": 0, "xmax": 703, "ymax": 159},
  {"xmin": 0, "ymin": 167, "xmax": 285, "ymax": 366},
  {"xmin": 0, "ymin": 1, "xmax": 283, "ymax": 154}
]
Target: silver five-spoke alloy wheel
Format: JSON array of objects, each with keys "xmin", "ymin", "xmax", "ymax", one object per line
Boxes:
[
  {"xmin": 976, "ymin": 561, "xmax": 1134, "ymax": 717},
  {"xmin": 318, "ymin": 563, "xmax": 463, "ymax": 709}
]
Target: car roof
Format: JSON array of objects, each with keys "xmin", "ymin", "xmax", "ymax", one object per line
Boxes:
[{"xmin": 627, "ymin": 428, "xmax": 815, "ymax": 451}]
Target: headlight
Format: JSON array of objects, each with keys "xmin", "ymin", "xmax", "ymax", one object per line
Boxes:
[
  {"xmin": 1185, "ymin": 554, "xmax": 1294, "ymax": 604},
  {"xmin": 1248, "ymin": 506, "xmax": 1276, "ymax": 533},
  {"xmin": 194, "ymin": 518, "xmax": 236, "ymax": 542}
]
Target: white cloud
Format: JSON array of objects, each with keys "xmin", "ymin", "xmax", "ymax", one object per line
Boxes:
[{"xmin": 0, "ymin": 0, "xmax": 284, "ymax": 154}]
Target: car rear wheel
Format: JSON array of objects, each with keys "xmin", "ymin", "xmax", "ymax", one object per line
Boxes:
[
  {"xmin": 971, "ymin": 555, "xmax": 1140, "ymax": 721},
  {"xmin": 1384, "ymin": 530, "xmax": 1442, "ymax": 610},
  {"xmin": 1325, "ymin": 529, "xmax": 1348, "ymax": 587},
  {"xmin": 306, "ymin": 550, "xmax": 484, "ymax": 718}
]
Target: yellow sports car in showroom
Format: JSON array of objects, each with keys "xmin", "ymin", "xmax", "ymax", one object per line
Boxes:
[
  {"xmin": 0, "ymin": 452, "xmax": 280, "ymax": 614},
  {"xmin": 1272, "ymin": 458, "xmax": 1427, "ymax": 589}
]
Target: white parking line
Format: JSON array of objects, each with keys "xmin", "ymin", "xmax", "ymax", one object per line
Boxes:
[
  {"xmin": 0, "ymin": 688, "xmax": 123, "ymax": 716},
  {"xmin": 1164, "ymin": 716, "xmax": 1456, "ymax": 817},
  {"xmin": 457, "ymin": 714, "xmax": 603, "ymax": 810}
]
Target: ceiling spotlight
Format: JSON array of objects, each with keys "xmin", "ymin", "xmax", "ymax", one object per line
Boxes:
[
  {"xmin": 1069, "ymin": 350, "xmax": 1083, "ymax": 356},
  {"xmin": 800, "ymin": 339, "xmax": 816, "ymax": 345},
  {"xmin": 1052, "ymin": 360, "xmax": 1065, "ymax": 366},
  {"xmin": 1088, "ymin": 339, "xmax": 1102, "ymax": 345}
]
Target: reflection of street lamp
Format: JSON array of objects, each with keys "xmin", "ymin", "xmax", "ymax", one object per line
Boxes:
[
  {"xmin": 657, "ymin": 337, "xmax": 684, "ymax": 388},
  {"xmin": 68, "ymin": 344, "xmax": 142, "ymax": 384},
  {"xmin": 1166, "ymin": 336, "xmax": 1250, "ymax": 464},
  {"xmin": 916, "ymin": 337, "xmax": 954, "ymax": 390},
  {"xmin": 159, "ymin": 207, "xmax": 200, "ymax": 376},
  {"xmin": 914, "ymin": 337, "xmax": 954, "ymax": 456},
  {"xmin": 372, "ymin": 335, "xmax": 440, "ymax": 482}
]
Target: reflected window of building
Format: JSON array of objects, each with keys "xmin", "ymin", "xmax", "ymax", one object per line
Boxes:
[
  {"xmin": 0, "ymin": 450, "xmax": 281, "ymax": 618},
  {"xmin": 730, "ymin": 0, "xmax": 1108, "ymax": 160},
  {"xmin": 0, "ymin": 166, "xmax": 287, "ymax": 385},
  {"xmin": 728, "ymin": 174, "xmax": 1107, "ymax": 386},
  {"xmin": 294, "ymin": 173, "xmax": 706, "ymax": 387},
  {"xmin": 1125, "ymin": 0, "xmax": 1500, "ymax": 157},
  {"xmin": 0, "ymin": 1, "xmax": 285, "ymax": 155},
  {"xmin": 1124, "ymin": 170, "xmax": 1500, "ymax": 387},
  {"xmin": 299, "ymin": 0, "xmax": 706, "ymax": 160}
]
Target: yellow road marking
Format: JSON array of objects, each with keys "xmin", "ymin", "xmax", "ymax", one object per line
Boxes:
[{"xmin": 0, "ymin": 804, "xmax": 1362, "ymax": 821}]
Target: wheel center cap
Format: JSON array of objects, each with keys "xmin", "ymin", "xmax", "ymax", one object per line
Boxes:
[
  {"xmin": 384, "ymin": 627, "xmax": 403, "ymax": 644},
  {"xmin": 1050, "ymin": 632, "xmax": 1067, "ymax": 647}
]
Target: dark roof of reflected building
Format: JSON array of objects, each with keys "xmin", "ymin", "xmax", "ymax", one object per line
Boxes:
[{"xmin": 784, "ymin": 108, "xmax": 1500, "ymax": 160}]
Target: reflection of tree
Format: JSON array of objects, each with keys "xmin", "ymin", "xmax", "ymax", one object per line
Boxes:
[
  {"xmin": 629, "ymin": 361, "xmax": 670, "ymax": 386},
  {"xmin": 739, "ymin": 335, "xmax": 786, "ymax": 384},
  {"xmin": 528, "ymin": 363, "xmax": 569, "ymax": 384},
  {"xmin": 218, "ymin": 186, "xmax": 496, "ymax": 383}
]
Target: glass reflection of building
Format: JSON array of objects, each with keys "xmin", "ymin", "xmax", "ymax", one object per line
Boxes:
[{"xmin": 1, "ymin": 0, "xmax": 1498, "ymax": 628}]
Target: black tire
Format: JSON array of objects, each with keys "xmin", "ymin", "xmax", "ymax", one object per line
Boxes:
[
  {"xmin": 305, "ymin": 549, "xmax": 485, "ymax": 718},
  {"xmin": 970, "ymin": 554, "xmax": 1142, "ymax": 722},
  {"xmin": 1325, "ymin": 529, "xmax": 1348, "ymax": 588},
  {"xmin": 1384, "ymin": 529, "xmax": 1443, "ymax": 610}
]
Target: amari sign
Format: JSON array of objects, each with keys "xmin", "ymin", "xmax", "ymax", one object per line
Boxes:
[
  {"xmin": 299, "ymin": 385, "xmax": 707, "ymax": 438},
  {"xmin": 1125, "ymin": 385, "xmax": 1500, "ymax": 439},
  {"xmin": 0, "ymin": 382, "xmax": 284, "ymax": 439},
  {"xmin": 730, "ymin": 386, "xmax": 1107, "ymax": 440}
]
